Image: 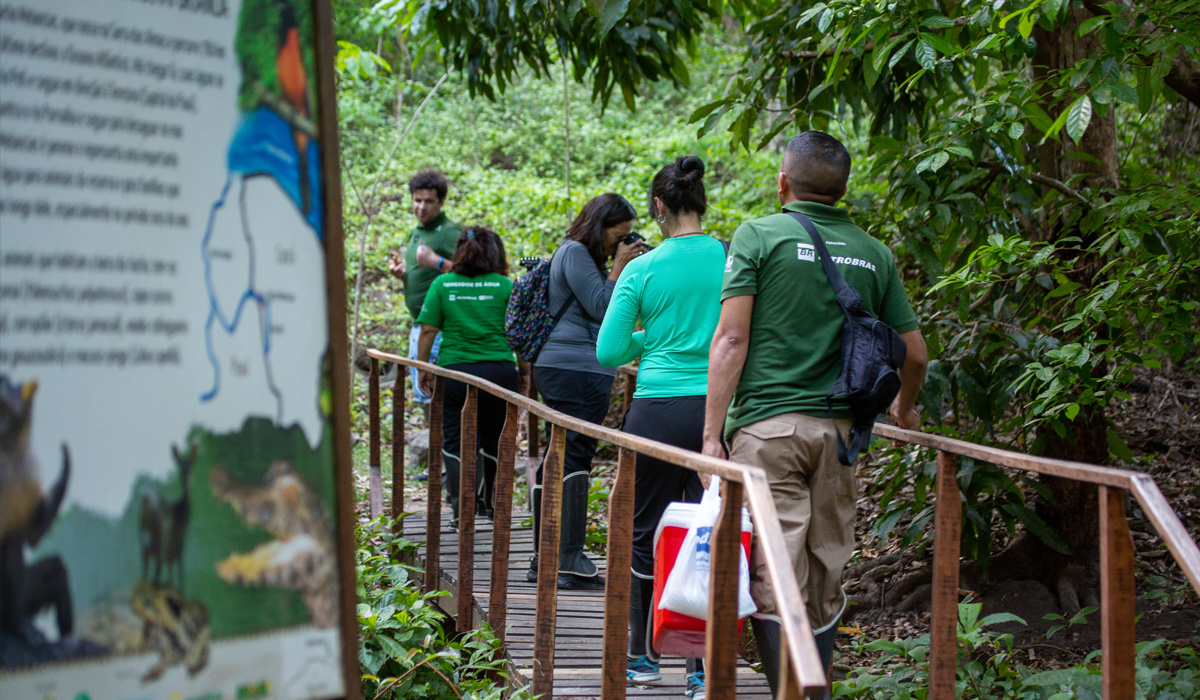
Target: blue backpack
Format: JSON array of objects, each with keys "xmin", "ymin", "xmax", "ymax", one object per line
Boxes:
[{"xmin": 504, "ymin": 252, "xmax": 575, "ymax": 362}]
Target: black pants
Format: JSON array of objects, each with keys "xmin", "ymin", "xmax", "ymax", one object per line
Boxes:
[
  {"xmin": 532, "ymin": 366, "xmax": 614, "ymax": 478},
  {"xmin": 442, "ymin": 361, "xmax": 521, "ymax": 515},
  {"xmin": 622, "ymin": 395, "xmax": 705, "ymax": 662}
]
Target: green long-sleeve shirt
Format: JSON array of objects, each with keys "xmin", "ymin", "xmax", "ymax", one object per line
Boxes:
[{"xmin": 596, "ymin": 234, "xmax": 726, "ymax": 398}]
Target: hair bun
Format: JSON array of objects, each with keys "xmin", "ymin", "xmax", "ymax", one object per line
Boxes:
[{"xmin": 677, "ymin": 156, "xmax": 705, "ymax": 184}]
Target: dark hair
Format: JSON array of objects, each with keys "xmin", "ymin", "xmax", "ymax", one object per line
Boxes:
[
  {"xmin": 277, "ymin": 4, "xmax": 297, "ymax": 47},
  {"xmin": 649, "ymin": 156, "xmax": 707, "ymax": 219},
  {"xmin": 451, "ymin": 226, "xmax": 508, "ymax": 278},
  {"xmin": 782, "ymin": 131, "xmax": 851, "ymax": 199},
  {"xmin": 564, "ymin": 193, "xmax": 637, "ymax": 270},
  {"xmin": 408, "ymin": 169, "xmax": 449, "ymax": 201}
]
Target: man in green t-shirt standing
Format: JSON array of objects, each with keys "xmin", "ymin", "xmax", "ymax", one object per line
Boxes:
[
  {"xmin": 702, "ymin": 132, "xmax": 929, "ymax": 696},
  {"xmin": 388, "ymin": 170, "xmax": 462, "ymax": 408}
]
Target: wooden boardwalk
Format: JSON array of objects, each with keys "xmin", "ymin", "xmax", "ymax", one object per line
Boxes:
[{"xmin": 399, "ymin": 507, "xmax": 774, "ymax": 699}]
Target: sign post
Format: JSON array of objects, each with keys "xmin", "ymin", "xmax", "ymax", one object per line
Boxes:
[{"xmin": 0, "ymin": 0, "xmax": 358, "ymax": 698}]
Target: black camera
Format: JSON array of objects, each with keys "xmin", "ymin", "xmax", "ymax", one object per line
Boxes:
[{"xmin": 622, "ymin": 231, "xmax": 654, "ymax": 249}]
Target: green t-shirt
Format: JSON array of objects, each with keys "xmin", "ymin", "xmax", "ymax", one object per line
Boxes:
[
  {"xmin": 403, "ymin": 213, "xmax": 461, "ymax": 318},
  {"xmin": 415, "ymin": 272, "xmax": 515, "ymax": 367},
  {"xmin": 596, "ymin": 235, "xmax": 725, "ymax": 398},
  {"xmin": 721, "ymin": 201, "xmax": 919, "ymax": 438}
]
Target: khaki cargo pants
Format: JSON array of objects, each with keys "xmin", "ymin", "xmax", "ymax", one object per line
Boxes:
[{"xmin": 729, "ymin": 413, "xmax": 856, "ymax": 633}]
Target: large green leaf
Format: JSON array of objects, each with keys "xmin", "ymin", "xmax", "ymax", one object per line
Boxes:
[
  {"xmin": 597, "ymin": 0, "xmax": 630, "ymax": 36},
  {"xmin": 1066, "ymin": 94, "xmax": 1093, "ymax": 142}
]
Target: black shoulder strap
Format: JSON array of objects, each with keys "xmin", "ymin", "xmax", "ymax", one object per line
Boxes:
[
  {"xmin": 548, "ymin": 247, "xmax": 578, "ymax": 325},
  {"xmin": 785, "ymin": 210, "xmax": 863, "ymax": 313}
]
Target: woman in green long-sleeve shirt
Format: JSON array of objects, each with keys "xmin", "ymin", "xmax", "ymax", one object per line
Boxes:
[{"xmin": 596, "ymin": 156, "xmax": 723, "ymax": 698}]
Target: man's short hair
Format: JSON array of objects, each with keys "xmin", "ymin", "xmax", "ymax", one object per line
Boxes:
[
  {"xmin": 408, "ymin": 169, "xmax": 449, "ymax": 201},
  {"xmin": 782, "ymin": 132, "xmax": 851, "ymax": 199}
]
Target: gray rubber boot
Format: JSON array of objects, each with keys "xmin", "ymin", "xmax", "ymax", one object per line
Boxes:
[
  {"xmin": 477, "ymin": 448, "xmax": 497, "ymax": 521},
  {"xmin": 558, "ymin": 471, "xmax": 604, "ymax": 590},
  {"xmin": 526, "ymin": 483, "xmax": 541, "ymax": 583},
  {"xmin": 750, "ymin": 617, "xmax": 782, "ymax": 697},
  {"xmin": 813, "ymin": 620, "xmax": 838, "ymax": 700}
]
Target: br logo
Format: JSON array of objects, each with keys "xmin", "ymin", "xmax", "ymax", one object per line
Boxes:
[{"xmin": 797, "ymin": 242, "xmax": 815, "ymax": 262}]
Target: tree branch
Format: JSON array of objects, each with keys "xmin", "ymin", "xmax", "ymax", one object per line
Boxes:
[
  {"xmin": 1165, "ymin": 47, "xmax": 1200, "ymax": 110},
  {"xmin": 978, "ymin": 161, "xmax": 1095, "ymax": 207}
]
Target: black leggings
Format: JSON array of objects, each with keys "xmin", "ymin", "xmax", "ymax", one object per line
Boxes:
[
  {"xmin": 441, "ymin": 361, "xmax": 521, "ymax": 513},
  {"xmin": 622, "ymin": 395, "xmax": 705, "ymax": 662}
]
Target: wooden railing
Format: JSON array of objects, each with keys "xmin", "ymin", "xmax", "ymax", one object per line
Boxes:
[
  {"xmin": 366, "ymin": 349, "xmax": 829, "ymax": 699},
  {"xmin": 615, "ymin": 365, "xmax": 1200, "ymax": 700}
]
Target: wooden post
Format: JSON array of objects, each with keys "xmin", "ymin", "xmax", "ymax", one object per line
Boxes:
[
  {"xmin": 1100, "ymin": 485, "xmax": 1136, "ymax": 700},
  {"xmin": 457, "ymin": 385, "xmax": 478, "ymax": 634},
  {"xmin": 622, "ymin": 368, "xmax": 635, "ymax": 415},
  {"xmin": 489, "ymin": 402, "xmax": 520, "ymax": 643},
  {"xmin": 601, "ymin": 448, "xmax": 637, "ymax": 700},
  {"xmin": 930, "ymin": 451, "xmax": 962, "ymax": 700},
  {"xmin": 368, "ymin": 358, "xmax": 383, "ymax": 519},
  {"xmin": 776, "ymin": 631, "xmax": 804, "ymax": 700},
  {"xmin": 527, "ymin": 375, "xmax": 540, "ymax": 459},
  {"xmin": 424, "ymin": 375, "xmax": 444, "ymax": 592},
  {"xmin": 392, "ymin": 362, "xmax": 406, "ymax": 528},
  {"xmin": 706, "ymin": 478, "xmax": 745, "ymax": 700},
  {"xmin": 532, "ymin": 425, "xmax": 566, "ymax": 698}
]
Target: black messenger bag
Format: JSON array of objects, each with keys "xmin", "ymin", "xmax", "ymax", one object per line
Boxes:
[{"xmin": 786, "ymin": 211, "xmax": 907, "ymax": 465}]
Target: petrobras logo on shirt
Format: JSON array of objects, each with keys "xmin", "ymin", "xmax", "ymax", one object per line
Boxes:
[
  {"xmin": 797, "ymin": 242, "xmax": 877, "ymax": 271},
  {"xmin": 725, "ymin": 255, "xmax": 734, "ymax": 273}
]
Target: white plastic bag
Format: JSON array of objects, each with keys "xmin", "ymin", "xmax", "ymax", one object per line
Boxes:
[{"xmin": 658, "ymin": 478, "xmax": 757, "ymax": 620}]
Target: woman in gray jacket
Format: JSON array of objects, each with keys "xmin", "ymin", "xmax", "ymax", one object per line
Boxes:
[{"xmin": 528, "ymin": 193, "xmax": 644, "ymax": 589}]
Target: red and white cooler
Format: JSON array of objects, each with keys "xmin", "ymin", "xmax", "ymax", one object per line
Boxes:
[{"xmin": 651, "ymin": 501, "xmax": 754, "ymax": 658}]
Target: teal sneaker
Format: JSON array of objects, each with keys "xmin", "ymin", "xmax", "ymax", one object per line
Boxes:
[
  {"xmin": 626, "ymin": 655, "xmax": 661, "ymax": 684},
  {"xmin": 685, "ymin": 671, "xmax": 705, "ymax": 699}
]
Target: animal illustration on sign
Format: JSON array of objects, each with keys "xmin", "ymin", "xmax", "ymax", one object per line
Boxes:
[
  {"xmin": 139, "ymin": 444, "xmax": 198, "ymax": 591},
  {"xmin": 209, "ymin": 460, "xmax": 337, "ymax": 626}
]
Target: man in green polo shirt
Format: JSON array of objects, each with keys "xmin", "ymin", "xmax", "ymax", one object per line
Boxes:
[
  {"xmin": 702, "ymin": 132, "xmax": 928, "ymax": 696},
  {"xmin": 388, "ymin": 169, "xmax": 462, "ymax": 405}
]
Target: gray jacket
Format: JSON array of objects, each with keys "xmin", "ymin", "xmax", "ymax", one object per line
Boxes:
[{"xmin": 535, "ymin": 240, "xmax": 616, "ymax": 376}]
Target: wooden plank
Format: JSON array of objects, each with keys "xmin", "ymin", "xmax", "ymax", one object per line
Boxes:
[
  {"xmin": 1100, "ymin": 485, "xmax": 1136, "ymax": 700},
  {"xmin": 741, "ymin": 471, "xmax": 826, "ymax": 693},
  {"xmin": 392, "ymin": 360, "xmax": 406, "ymax": 522},
  {"xmin": 601, "ymin": 448, "xmax": 636, "ymax": 700},
  {"xmin": 368, "ymin": 357, "xmax": 383, "ymax": 519},
  {"xmin": 707, "ymin": 478, "xmax": 745, "ymax": 700},
  {"xmin": 600, "ymin": 449, "xmax": 638, "ymax": 700},
  {"xmin": 533, "ymin": 425, "xmax": 566, "ymax": 697},
  {"xmin": 458, "ymin": 386, "xmax": 479, "ymax": 634},
  {"xmin": 489, "ymin": 403, "xmax": 520, "ymax": 643},
  {"xmin": 312, "ymin": 0, "xmax": 361, "ymax": 693},
  {"xmin": 930, "ymin": 451, "xmax": 961, "ymax": 700},
  {"xmin": 425, "ymin": 375, "xmax": 444, "ymax": 592}
]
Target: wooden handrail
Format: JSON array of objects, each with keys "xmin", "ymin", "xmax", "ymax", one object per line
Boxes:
[
  {"xmin": 366, "ymin": 349, "xmax": 828, "ymax": 699},
  {"xmin": 616, "ymin": 364, "xmax": 1200, "ymax": 700}
]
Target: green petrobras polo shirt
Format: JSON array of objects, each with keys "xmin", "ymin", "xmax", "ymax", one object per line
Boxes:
[
  {"xmin": 403, "ymin": 213, "xmax": 461, "ymax": 318},
  {"xmin": 416, "ymin": 272, "xmax": 515, "ymax": 367},
  {"xmin": 721, "ymin": 201, "xmax": 919, "ymax": 439}
]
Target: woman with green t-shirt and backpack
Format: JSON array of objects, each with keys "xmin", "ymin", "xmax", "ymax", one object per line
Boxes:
[
  {"xmin": 416, "ymin": 226, "xmax": 522, "ymax": 527},
  {"xmin": 597, "ymin": 156, "xmax": 723, "ymax": 700}
]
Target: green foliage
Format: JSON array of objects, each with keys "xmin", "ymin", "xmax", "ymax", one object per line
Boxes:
[
  {"xmin": 356, "ymin": 518, "xmax": 534, "ymax": 699},
  {"xmin": 836, "ymin": 602, "xmax": 1200, "ymax": 699}
]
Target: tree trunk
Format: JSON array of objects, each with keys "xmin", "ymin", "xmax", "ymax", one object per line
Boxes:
[{"xmin": 987, "ymin": 8, "xmax": 1120, "ymax": 613}]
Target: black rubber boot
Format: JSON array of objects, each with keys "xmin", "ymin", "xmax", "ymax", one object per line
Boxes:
[
  {"xmin": 813, "ymin": 620, "xmax": 838, "ymax": 700},
  {"xmin": 629, "ymin": 576, "xmax": 658, "ymax": 659},
  {"xmin": 557, "ymin": 471, "xmax": 604, "ymax": 590},
  {"xmin": 525, "ymin": 483, "xmax": 541, "ymax": 583},
  {"xmin": 477, "ymin": 449, "xmax": 497, "ymax": 521},
  {"xmin": 443, "ymin": 450, "xmax": 460, "ymax": 529},
  {"xmin": 750, "ymin": 617, "xmax": 782, "ymax": 697}
]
